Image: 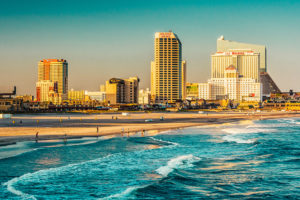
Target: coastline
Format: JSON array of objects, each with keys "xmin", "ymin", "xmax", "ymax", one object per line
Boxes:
[{"xmin": 0, "ymin": 111, "xmax": 299, "ymax": 147}]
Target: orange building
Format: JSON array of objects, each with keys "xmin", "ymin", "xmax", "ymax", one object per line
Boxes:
[{"xmin": 36, "ymin": 59, "xmax": 68, "ymax": 104}]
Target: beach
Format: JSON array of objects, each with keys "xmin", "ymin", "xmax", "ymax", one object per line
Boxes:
[
  {"xmin": 0, "ymin": 111, "xmax": 299, "ymax": 146},
  {"xmin": 1, "ymin": 115, "xmax": 300, "ymax": 199}
]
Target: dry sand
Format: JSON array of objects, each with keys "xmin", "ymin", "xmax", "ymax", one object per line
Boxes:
[{"xmin": 0, "ymin": 111, "xmax": 299, "ymax": 146}]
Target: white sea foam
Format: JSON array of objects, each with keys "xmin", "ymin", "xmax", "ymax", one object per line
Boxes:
[
  {"xmin": 149, "ymin": 137, "xmax": 179, "ymax": 147},
  {"xmin": 222, "ymin": 128, "xmax": 276, "ymax": 134},
  {"xmin": 278, "ymin": 118, "xmax": 300, "ymax": 124},
  {"xmin": 247, "ymin": 123, "xmax": 288, "ymax": 128},
  {"xmin": 222, "ymin": 135, "xmax": 256, "ymax": 144},
  {"xmin": 156, "ymin": 154, "xmax": 201, "ymax": 177},
  {"xmin": 4, "ymin": 173, "xmax": 37, "ymax": 200},
  {"xmin": 2, "ymin": 154, "xmax": 113, "ymax": 199},
  {"xmin": 99, "ymin": 185, "xmax": 144, "ymax": 200}
]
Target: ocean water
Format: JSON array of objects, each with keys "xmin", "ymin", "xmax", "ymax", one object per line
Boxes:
[{"xmin": 0, "ymin": 118, "xmax": 300, "ymax": 199}]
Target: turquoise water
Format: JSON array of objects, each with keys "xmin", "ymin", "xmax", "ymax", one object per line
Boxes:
[{"xmin": 0, "ymin": 118, "xmax": 300, "ymax": 199}]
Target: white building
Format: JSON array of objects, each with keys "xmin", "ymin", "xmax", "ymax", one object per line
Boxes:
[
  {"xmin": 211, "ymin": 51, "xmax": 260, "ymax": 82},
  {"xmin": 138, "ymin": 88, "xmax": 151, "ymax": 105},
  {"xmin": 198, "ymin": 83, "xmax": 211, "ymax": 100},
  {"xmin": 85, "ymin": 91, "xmax": 106, "ymax": 102},
  {"xmin": 200, "ymin": 66, "xmax": 261, "ymax": 102}
]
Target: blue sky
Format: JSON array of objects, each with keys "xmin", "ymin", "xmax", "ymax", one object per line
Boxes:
[{"xmin": 0, "ymin": 0, "xmax": 300, "ymax": 95}]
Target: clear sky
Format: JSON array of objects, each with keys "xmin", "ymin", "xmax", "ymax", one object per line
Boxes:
[{"xmin": 0, "ymin": 0, "xmax": 299, "ymax": 95}]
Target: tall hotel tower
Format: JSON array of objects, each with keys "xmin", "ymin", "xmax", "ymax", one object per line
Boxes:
[
  {"xmin": 151, "ymin": 32, "xmax": 186, "ymax": 103},
  {"xmin": 36, "ymin": 59, "xmax": 68, "ymax": 104},
  {"xmin": 217, "ymin": 36, "xmax": 266, "ymax": 72}
]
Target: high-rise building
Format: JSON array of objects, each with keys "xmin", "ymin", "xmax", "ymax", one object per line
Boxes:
[
  {"xmin": 105, "ymin": 76, "xmax": 139, "ymax": 104},
  {"xmin": 36, "ymin": 59, "xmax": 68, "ymax": 103},
  {"xmin": 211, "ymin": 51, "xmax": 260, "ymax": 82},
  {"xmin": 151, "ymin": 31, "xmax": 186, "ymax": 103},
  {"xmin": 217, "ymin": 36, "xmax": 266, "ymax": 72}
]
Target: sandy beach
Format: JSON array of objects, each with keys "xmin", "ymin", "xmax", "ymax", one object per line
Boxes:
[{"xmin": 0, "ymin": 111, "xmax": 299, "ymax": 146}]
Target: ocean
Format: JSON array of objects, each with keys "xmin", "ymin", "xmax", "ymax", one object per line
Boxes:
[{"xmin": 0, "ymin": 118, "xmax": 299, "ymax": 199}]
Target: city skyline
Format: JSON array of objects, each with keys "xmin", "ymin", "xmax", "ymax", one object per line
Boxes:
[{"xmin": 1, "ymin": 0, "xmax": 300, "ymax": 95}]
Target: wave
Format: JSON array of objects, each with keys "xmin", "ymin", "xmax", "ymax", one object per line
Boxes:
[
  {"xmin": 156, "ymin": 154, "xmax": 201, "ymax": 177},
  {"xmin": 2, "ymin": 137, "xmax": 179, "ymax": 199},
  {"xmin": 278, "ymin": 118, "xmax": 300, "ymax": 125},
  {"xmin": 222, "ymin": 128, "xmax": 276, "ymax": 134},
  {"xmin": 247, "ymin": 123, "xmax": 289, "ymax": 128},
  {"xmin": 222, "ymin": 135, "xmax": 256, "ymax": 144},
  {"xmin": 149, "ymin": 137, "xmax": 179, "ymax": 147},
  {"xmin": 0, "ymin": 138, "xmax": 102, "ymax": 160},
  {"xmin": 2, "ymin": 154, "xmax": 113, "ymax": 199},
  {"xmin": 99, "ymin": 185, "xmax": 145, "ymax": 200},
  {"xmin": 4, "ymin": 172, "xmax": 38, "ymax": 200},
  {"xmin": 0, "ymin": 148, "xmax": 38, "ymax": 160}
]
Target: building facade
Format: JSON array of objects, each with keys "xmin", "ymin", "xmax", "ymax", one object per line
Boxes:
[
  {"xmin": 105, "ymin": 76, "xmax": 139, "ymax": 104},
  {"xmin": 138, "ymin": 88, "xmax": 151, "ymax": 105},
  {"xmin": 85, "ymin": 91, "xmax": 106, "ymax": 102},
  {"xmin": 36, "ymin": 59, "xmax": 68, "ymax": 103},
  {"xmin": 211, "ymin": 51, "xmax": 260, "ymax": 82},
  {"xmin": 68, "ymin": 90, "xmax": 85, "ymax": 101},
  {"xmin": 36, "ymin": 80, "xmax": 55, "ymax": 102},
  {"xmin": 217, "ymin": 36, "xmax": 266, "ymax": 72},
  {"xmin": 186, "ymin": 83, "xmax": 199, "ymax": 100},
  {"xmin": 207, "ymin": 66, "xmax": 261, "ymax": 102},
  {"xmin": 151, "ymin": 32, "xmax": 186, "ymax": 103}
]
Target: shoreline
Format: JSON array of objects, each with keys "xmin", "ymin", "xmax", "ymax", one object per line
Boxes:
[{"xmin": 0, "ymin": 112, "xmax": 299, "ymax": 147}]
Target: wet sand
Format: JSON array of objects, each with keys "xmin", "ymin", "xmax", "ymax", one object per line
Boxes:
[{"xmin": 0, "ymin": 111, "xmax": 299, "ymax": 146}]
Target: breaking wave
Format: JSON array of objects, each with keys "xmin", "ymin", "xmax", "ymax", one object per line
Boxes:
[
  {"xmin": 222, "ymin": 135, "xmax": 256, "ymax": 144},
  {"xmin": 156, "ymin": 154, "xmax": 201, "ymax": 177},
  {"xmin": 222, "ymin": 128, "xmax": 276, "ymax": 134}
]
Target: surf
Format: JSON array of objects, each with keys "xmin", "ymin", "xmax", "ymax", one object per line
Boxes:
[{"xmin": 156, "ymin": 154, "xmax": 201, "ymax": 177}]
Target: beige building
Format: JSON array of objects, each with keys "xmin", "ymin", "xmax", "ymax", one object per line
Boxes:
[
  {"xmin": 105, "ymin": 76, "xmax": 139, "ymax": 104},
  {"xmin": 36, "ymin": 80, "xmax": 55, "ymax": 102},
  {"xmin": 217, "ymin": 36, "xmax": 266, "ymax": 72},
  {"xmin": 198, "ymin": 83, "xmax": 212, "ymax": 100},
  {"xmin": 151, "ymin": 32, "xmax": 186, "ymax": 103},
  {"xmin": 211, "ymin": 51, "xmax": 260, "ymax": 82},
  {"xmin": 138, "ymin": 88, "xmax": 151, "ymax": 105},
  {"xmin": 68, "ymin": 90, "xmax": 85, "ymax": 101},
  {"xmin": 37, "ymin": 59, "xmax": 68, "ymax": 103}
]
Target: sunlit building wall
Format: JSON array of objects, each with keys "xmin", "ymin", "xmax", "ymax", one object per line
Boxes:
[
  {"xmin": 37, "ymin": 59, "xmax": 68, "ymax": 103},
  {"xmin": 138, "ymin": 88, "xmax": 151, "ymax": 105},
  {"xmin": 36, "ymin": 80, "xmax": 55, "ymax": 102},
  {"xmin": 105, "ymin": 76, "xmax": 139, "ymax": 104},
  {"xmin": 186, "ymin": 83, "xmax": 199, "ymax": 100},
  {"xmin": 151, "ymin": 32, "xmax": 186, "ymax": 103},
  {"xmin": 211, "ymin": 51, "xmax": 260, "ymax": 82},
  {"xmin": 68, "ymin": 90, "xmax": 85, "ymax": 101},
  {"xmin": 217, "ymin": 36, "xmax": 266, "ymax": 72}
]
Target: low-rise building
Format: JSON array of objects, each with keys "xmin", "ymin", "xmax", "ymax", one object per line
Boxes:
[
  {"xmin": 200, "ymin": 66, "xmax": 261, "ymax": 102},
  {"xmin": 85, "ymin": 91, "xmax": 106, "ymax": 102},
  {"xmin": 68, "ymin": 90, "xmax": 85, "ymax": 101},
  {"xmin": 138, "ymin": 88, "xmax": 151, "ymax": 105},
  {"xmin": 105, "ymin": 76, "xmax": 139, "ymax": 105}
]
